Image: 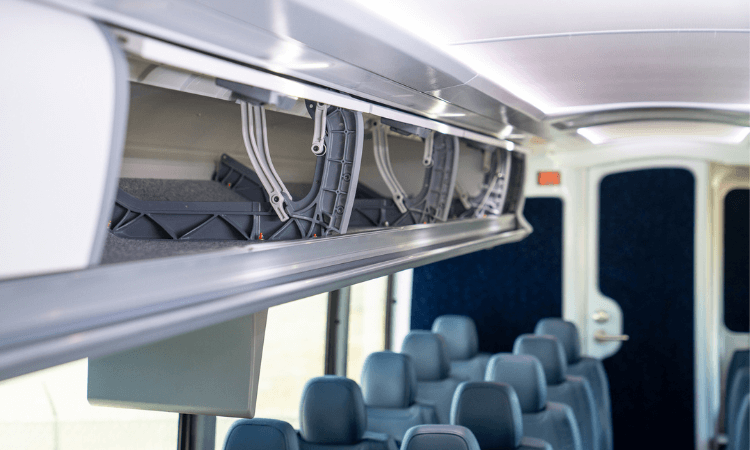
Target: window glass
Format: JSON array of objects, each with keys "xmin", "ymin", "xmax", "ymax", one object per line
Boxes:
[
  {"xmin": 215, "ymin": 293, "xmax": 328, "ymax": 447},
  {"xmin": 0, "ymin": 359, "xmax": 178, "ymax": 450},
  {"xmin": 346, "ymin": 276, "xmax": 389, "ymax": 383},
  {"xmin": 724, "ymin": 188, "xmax": 749, "ymax": 332}
]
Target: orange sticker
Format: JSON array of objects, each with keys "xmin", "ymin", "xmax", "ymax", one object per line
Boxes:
[{"xmin": 538, "ymin": 171, "xmax": 561, "ymax": 185}]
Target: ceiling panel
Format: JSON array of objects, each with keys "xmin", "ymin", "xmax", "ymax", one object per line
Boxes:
[
  {"xmin": 354, "ymin": 0, "xmax": 749, "ymax": 44},
  {"xmin": 451, "ymin": 31, "xmax": 750, "ymax": 115}
]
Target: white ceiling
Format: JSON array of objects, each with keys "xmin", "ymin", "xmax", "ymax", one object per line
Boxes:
[{"xmin": 351, "ymin": 0, "xmax": 750, "ymax": 117}]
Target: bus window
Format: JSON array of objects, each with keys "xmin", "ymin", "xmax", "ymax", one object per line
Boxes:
[
  {"xmin": 347, "ymin": 276, "xmax": 389, "ymax": 382},
  {"xmin": 0, "ymin": 359, "xmax": 178, "ymax": 450},
  {"xmin": 724, "ymin": 189, "xmax": 750, "ymax": 333},
  {"xmin": 214, "ymin": 293, "xmax": 328, "ymax": 448}
]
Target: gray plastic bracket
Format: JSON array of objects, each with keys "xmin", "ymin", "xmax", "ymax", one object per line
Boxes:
[
  {"xmin": 240, "ymin": 101, "xmax": 291, "ymax": 221},
  {"xmin": 311, "ymin": 102, "xmax": 328, "ymax": 156},
  {"xmin": 461, "ymin": 146, "xmax": 513, "ymax": 218},
  {"xmin": 372, "ymin": 119, "xmax": 459, "ymax": 223}
]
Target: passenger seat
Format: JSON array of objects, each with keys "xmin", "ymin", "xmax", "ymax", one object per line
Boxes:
[
  {"xmin": 450, "ymin": 381, "xmax": 551, "ymax": 450},
  {"xmin": 432, "ymin": 315, "xmax": 491, "ymax": 381},
  {"xmin": 360, "ymin": 351, "xmax": 438, "ymax": 442},
  {"xmin": 728, "ymin": 394, "xmax": 748, "ymax": 450},
  {"xmin": 514, "ymin": 334, "xmax": 602, "ymax": 450},
  {"xmin": 298, "ymin": 376, "xmax": 398, "ymax": 450},
  {"xmin": 486, "ymin": 353, "xmax": 583, "ymax": 450},
  {"xmin": 725, "ymin": 349, "xmax": 749, "ymax": 439},
  {"xmin": 400, "ymin": 425, "xmax": 481, "ymax": 450},
  {"xmin": 401, "ymin": 331, "xmax": 462, "ymax": 423},
  {"xmin": 535, "ymin": 318, "xmax": 613, "ymax": 450},
  {"xmin": 223, "ymin": 418, "xmax": 299, "ymax": 450}
]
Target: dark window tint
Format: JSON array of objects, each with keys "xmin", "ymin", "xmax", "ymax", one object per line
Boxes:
[{"xmin": 724, "ymin": 189, "xmax": 749, "ymax": 332}]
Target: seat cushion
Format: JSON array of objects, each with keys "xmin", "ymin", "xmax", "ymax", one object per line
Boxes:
[
  {"xmin": 450, "ymin": 381, "xmax": 524, "ymax": 450},
  {"xmin": 366, "ymin": 404, "xmax": 438, "ymax": 443},
  {"xmin": 485, "ymin": 353, "xmax": 547, "ymax": 414},
  {"xmin": 223, "ymin": 418, "xmax": 299, "ymax": 450},
  {"xmin": 416, "ymin": 378, "xmax": 462, "ymax": 424},
  {"xmin": 547, "ymin": 376, "xmax": 602, "ymax": 450},
  {"xmin": 401, "ymin": 425, "xmax": 481, "ymax": 450},
  {"xmin": 299, "ymin": 376, "xmax": 367, "ymax": 445},
  {"xmin": 450, "ymin": 353, "xmax": 491, "ymax": 381},
  {"xmin": 432, "ymin": 315, "xmax": 480, "ymax": 361},
  {"xmin": 298, "ymin": 431, "xmax": 397, "ymax": 450},
  {"xmin": 401, "ymin": 331, "xmax": 451, "ymax": 382},
  {"xmin": 513, "ymin": 335, "xmax": 567, "ymax": 386},
  {"xmin": 728, "ymin": 394, "xmax": 748, "ymax": 450},
  {"xmin": 568, "ymin": 357, "xmax": 612, "ymax": 450},
  {"xmin": 522, "ymin": 402, "xmax": 583, "ymax": 450},
  {"xmin": 361, "ymin": 351, "xmax": 418, "ymax": 408}
]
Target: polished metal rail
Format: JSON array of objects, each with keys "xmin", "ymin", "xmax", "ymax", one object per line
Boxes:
[{"xmin": 0, "ymin": 215, "xmax": 529, "ymax": 381}]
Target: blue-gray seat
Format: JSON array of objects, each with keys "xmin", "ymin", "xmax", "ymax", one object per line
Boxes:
[
  {"xmin": 400, "ymin": 425, "xmax": 480, "ymax": 450},
  {"xmin": 432, "ymin": 315, "xmax": 491, "ymax": 381},
  {"xmin": 401, "ymin": 331, "xmax": 462, "ymax": 423},
  {"xmin": 361, "ymin": 351, "xmax": 438, "ymax": 442},
  {"xmin": 726, "ymin": 367, "xmax": 749, "ymax": 444},
  {"xmin": 450, "ymin": 381, "xmax": 551, "ymax": 450},
  {"xmin": 223, "ymin": 418, "xmax": 299, "ymax": 450},
  {"xmin": 535, "ymin": 318, "xmax": 613, "ymax": 450},
  {"xmin": 726, "ymin": 349, "xmax": 749, "ymax": 436},
  {"xmin": 298, "ymin": 376, "xmax": 398, "ymax": 450},
  {"xmin": 514, "ymin": 334, "xmax": 602, "ymax": 450},
  {"xmin": 486, "ymin": 353, "xmax": 583, "ymax": 450},
  {"xmin": 728, "ymin": 394, "xmax": 748, "ymax": 450}
]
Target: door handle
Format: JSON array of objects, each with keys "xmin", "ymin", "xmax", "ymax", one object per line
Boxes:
[{"xmin": 594, "ymin": 329, "xmax": 630, "ymax": 342}]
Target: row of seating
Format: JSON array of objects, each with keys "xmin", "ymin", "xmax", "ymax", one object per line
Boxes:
[
  {"xmin": 389, "ymin": 316, "xmax": 608, "ymax": 450},
  {"xmin": 724, "ymin": 349, "xmax": 748, "ymax": 450},
  {"xmin": 222, "ymin": 315, "xmax": 613, "ymax": 450},
  {"xmin": 223, "ymin": 374, "xmax": 549, "ymax": 450}
]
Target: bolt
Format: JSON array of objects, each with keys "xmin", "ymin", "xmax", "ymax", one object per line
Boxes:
[
  {"xmin": 343, "ymin": 174, "xmax": 351, "ymax": 182},
  {"xmin": 313, "ymin": 145, "xmax": 319, "ymax": 152}
]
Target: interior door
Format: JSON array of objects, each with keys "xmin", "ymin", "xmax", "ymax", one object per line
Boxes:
[{"xmin": 590, "ymin": 167, "xmax": 696, "ymax": 449}]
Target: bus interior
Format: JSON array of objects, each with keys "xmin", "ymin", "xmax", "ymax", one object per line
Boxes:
[{"xmin": 0, "ymin": 1, "xmax": 748, "ymax": 450}]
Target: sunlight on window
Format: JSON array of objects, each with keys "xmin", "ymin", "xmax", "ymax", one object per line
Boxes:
[
  {"xmin": 215, "ymin": 293, "xmax": 328, "ymax": 448},
  {"xmin": 0, "ymin": 360, "xmax": 177, "ymax": 450},
  {"xmin": 347, "ymin": 276, "xmax": 388, "ymax": 383}
]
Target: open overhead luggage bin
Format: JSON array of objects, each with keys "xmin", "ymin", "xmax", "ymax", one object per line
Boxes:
[{"xmin": 0, "ymin": 9, "xmax": 530, "ymax": 383}]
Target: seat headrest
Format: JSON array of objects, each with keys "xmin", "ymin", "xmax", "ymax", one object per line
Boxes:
[
  {"xmin": 534, "ymin": 318, "xmax": 581, "ymax": 364},
  {"xmin": 401, "ymin": 331, "xmax": 451, "ymax": 381},
  {"xmin": 361, "ymin": 351, "xmax": 418, "ymax": 408},
  {"xmin": 450, "ymin": 382, "xmax": 523, "ymax": 450},
  {"xmin": 513, "ymin": 334, "xmax": 567, "ymax": 385},
  {"xmin": 299, "ymin": 376, "xmax": 367, "ymax": 445},
  {"xmin": 401, "ymin": 425, "xmax": 481, "ymax": 450},
  {"xmin": 223, "ymin": 418, "xmax": 299, "ymax": 450},
  {"xmin": 485, "ymin": 353, "xmax": 547, "ymax": 414},
  {"xmin": 432, "ymin": 315, "xmax": 480, "ymax": 361}
]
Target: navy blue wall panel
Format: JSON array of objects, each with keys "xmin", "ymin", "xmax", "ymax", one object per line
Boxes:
[
  {"xmin": 724, "ymin": 189, "xmax": 749, "ymax": 333},
  {"xmin": 599, "ymin": 168, "xmax": 694, "ymax": 450},
  {"xmin": 410, "ymin": 198, "xmax": 563, "ymax": 354}
]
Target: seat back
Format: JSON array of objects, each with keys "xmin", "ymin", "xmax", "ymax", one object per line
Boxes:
[
  {"xmin": 400, "ymin": 425, "xmax": 480, "ymax": 450},
  {"xmin": 486, "ymin": 353, "xmax": 582, "ymax": 450},
  {"xmin": 450, "ymin": 381, "xmax": 551, "ymax": 450},
  {"xmin": 726, "ymin": 370, "xmax": 750, "ymax": 441},
  {"xmin": 514, "ymin": 334, "xmax": 601, "ymax": 450},
  {"xmin": 728, "ymin": 394, "xmax": 748, "ymax": 450},
  {"xmin": 298, "ymin": 376, "xmax": 397, "ymax": 450},
  {"xmin": 535, "ymin": 318, "xmax": 612, "ymax": 450},
  {"xmin": 222, "ymin": 418, "xmax": 299, "ymax": 450},
  {"xmin": 401, "ymin": 331, "xmax": 462, "ymax": 423},
  {"xmin": 361, "ymin": 351, "xmax": 438, "ymax": 442},
  {"xmin": 432, "ymin": 315, "xmax": 491, "ymax": 381}
]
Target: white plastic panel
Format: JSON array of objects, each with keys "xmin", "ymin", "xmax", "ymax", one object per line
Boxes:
[
  {"xmin": 0, "ymin": 1, "xmax": 126, "ymax": 279},
  {"xmin": 88, "ymin": 311, "xmax": 267, "ymax": 417}
]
